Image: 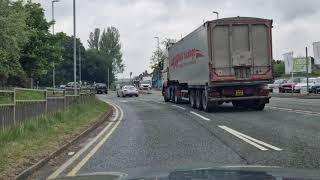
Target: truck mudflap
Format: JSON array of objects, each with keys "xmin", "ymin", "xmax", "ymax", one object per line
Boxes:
[{"xmin": 209, "ymin": 95, "xmax": 271, "ymax": 102}]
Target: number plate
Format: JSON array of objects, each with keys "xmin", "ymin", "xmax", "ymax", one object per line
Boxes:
[{"xmin": 235, "ymin": 90, "xmax": 244, "ymax": 96}]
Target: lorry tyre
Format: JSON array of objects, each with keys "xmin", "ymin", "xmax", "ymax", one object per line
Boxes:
[
  {"xmin": 174, "ymin": 90, "xmax": 179, "ymax": 104},
  {"xmin": 170, "ymin": 87, "xmax": 175, "ymax": 102},
  {"xmin": 163, "ymin": 88, "xmax": 170, "ymax": 102},
  {"xmin": 249, "ymin": 100, "xmax": 265, "ymax": 111},
  {"xmin": 202, "ymin": 90, "xmax": 211, "ymax": 112},
  {"xmin": 253, "ymin": 103, "xmax": 265, "ymax": 111},
  {"xmin": 196, "ymin": 90, "xmax": 203, "ymax": 110},
  {"xmin": 253, "ymin": 104, "xmax": 265, "ymax": 111},
  {"xmin": 232, "ymin": 101, "xmax": 242, "ymax": 108},
  {"xmin": 190, "ymin": 90, "xmax": 196, "ymax": 108},
  {"xmin": 174, "ymin": 87, "xmax": 181, "ymax": 104}
]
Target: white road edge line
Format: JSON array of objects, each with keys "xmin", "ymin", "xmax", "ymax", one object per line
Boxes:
[
  {"xmin": 172, "ymin": 105, "xmax": 186, "ymax": 110},
  {"xmin": 47, "ymin": 101, "xmax": 120, "ymax": 179},
  {"xmin": 190, "ymin": 111, "xmax": 210, "ymax": 121},
  {"xmin": 219, "ymin": 125, "xmax": 282, "ymax": 151}
]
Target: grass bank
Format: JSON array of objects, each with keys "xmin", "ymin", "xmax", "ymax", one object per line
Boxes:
[
  {"xmin": 0, "ymin": 98, "xmax": 109, "ymax": 178},
  {"xmin": 15, "ymin": 89, "xmax": 45, "ymax": 101},
  {"xmin": 0, "ymin": 96, "xmax": 12, "ymax": 104}
]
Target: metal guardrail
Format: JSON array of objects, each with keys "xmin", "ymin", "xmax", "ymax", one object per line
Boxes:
[{"xmin": 0, "ymin": 88, "xmax": 95, "ymax": 130}]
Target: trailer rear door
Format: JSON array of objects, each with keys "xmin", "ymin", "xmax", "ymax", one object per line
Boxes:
[{"xmin": 210, "ymin": 19, "xmax": 272, "ymax": 82}]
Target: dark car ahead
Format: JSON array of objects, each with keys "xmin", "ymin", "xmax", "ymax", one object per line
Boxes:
[
  {"xmin": 95, "ymin": 83, "xmax": 108, "ymax": 94},
  {"xmin": 309, "ymin": 78, "xmax": 320, "ymax": 94}
]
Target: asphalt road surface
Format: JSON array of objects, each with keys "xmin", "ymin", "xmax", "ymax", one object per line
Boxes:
[{"xmin": 48, "ymin": 91, "xmax": 320, "ymax": 178}]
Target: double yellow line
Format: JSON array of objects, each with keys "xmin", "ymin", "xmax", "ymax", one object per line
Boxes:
[{"xmin": 48, "ymin": 102, "xmax": 124, "ymax": 179}]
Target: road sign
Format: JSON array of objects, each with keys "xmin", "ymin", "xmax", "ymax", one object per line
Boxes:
[{"xmin": 293, "ymin": 57, "xmax": 312, "ymax": 73}]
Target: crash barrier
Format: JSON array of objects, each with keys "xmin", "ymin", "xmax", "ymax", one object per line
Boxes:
[{"xmin": 0, "ymin": 88, "xmax": 95, "ymax": 130}]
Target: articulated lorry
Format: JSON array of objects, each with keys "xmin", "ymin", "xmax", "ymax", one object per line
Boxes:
[{"xmin": 162, "ymin": 17, "xmax": 273, "ymax": 111}]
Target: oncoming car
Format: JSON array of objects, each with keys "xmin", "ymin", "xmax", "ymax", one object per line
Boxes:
[{"xmin": 117, "ymin": 85, "xmax": 139, "ymax": 97}]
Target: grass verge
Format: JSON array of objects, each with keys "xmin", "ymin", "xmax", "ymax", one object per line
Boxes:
[
  {"xmin": 0, "ymin": 96, "xmax": 13, "ymax": 104},
  {"xmin": 0, "ymin": 98, "xmax": 109, "ymax": 178},
  {"xmin": 15, "ymin": 90, "xmax": 45, "ymax": 101}
]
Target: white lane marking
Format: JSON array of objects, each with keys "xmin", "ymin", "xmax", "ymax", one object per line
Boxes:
[
  {"xmin": 267, "ymin": 106, "xmax": 320, "ymax": 116},
  {"xmin": 220, "ymin": 126, "xmax": 282, "ymax": 151},
  {"xmin": 172, "ymin": 105, "xmax": 186, "ymax": 110},
  {"xmin": 67, "ymin": 103, "xmax": 124, "ymax": 176},
  {"xmin": 190, "ymin": 111, "xmax": 210, "ymax": 121},
  {"xmin": 218, "ymin": 126, "xmax": 268, "ymax": 151},
  {"xmin": 271, "ymin": 107, "xmax": 293, "ymax": 111},
  {"xmin": 219, "ymin": 125, "xmax": 282, "ymax": 151},
  {"xmin": 48, "ymin": 102, "xmax": 120, "ymax": 179},
  {"xmin": 120, "ymin": 100, "xmax": 128, "ymax": 103}
]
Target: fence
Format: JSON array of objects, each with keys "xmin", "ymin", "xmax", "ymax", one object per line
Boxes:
[{"xmin": 0, "ymin": 88, "xmax": 95, "ymax": 130}]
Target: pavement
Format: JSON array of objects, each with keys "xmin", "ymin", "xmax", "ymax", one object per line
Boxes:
[{"xmin": 43, "ymin": 91, "xmax": 320, "ymax": 179}]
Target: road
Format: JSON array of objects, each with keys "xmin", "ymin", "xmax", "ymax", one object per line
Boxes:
[{"xmin": 47, "ymin": 91, "xmax": 320, "ymax": 179}]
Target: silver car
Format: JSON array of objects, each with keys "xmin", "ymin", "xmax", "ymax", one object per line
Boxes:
[{"xmin": 117, "ymin": 85, "xmax": 139, "ymax": 97}]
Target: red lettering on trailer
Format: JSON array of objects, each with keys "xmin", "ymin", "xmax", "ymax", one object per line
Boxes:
[{"xmin": 170, "ymin": 48, "xmax": 204, "ymax": 69}]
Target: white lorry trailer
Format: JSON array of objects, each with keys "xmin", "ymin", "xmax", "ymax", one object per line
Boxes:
[{"xmin": 162, "ymin": 17, "xmax": 273, "ymax": 111}]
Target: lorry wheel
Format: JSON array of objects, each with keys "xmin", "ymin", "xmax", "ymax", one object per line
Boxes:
[
  {"xmin": 163, "ymin": 88, "xmax": 170, "ymax": 102},
  {"xmin": 190, "ymin": 90, "xmax": 196, "ymax": 108},
  {"xmin": 202, "ymin": 90, "xmax": 211, "ymax": 112},
  {"xmin": 253, "ymin": 103, "xmax": 265, "ymax": 111},
  {"xmin": 250, "ymin": 100, "xmax": 265, "ymax": 111},
  {"xmin": 196, "ymin": 90, "xmax": 203, "ymax": 110},
  {"xmin": 232, "ymin": 101, "xmax": 242, "ymax": 108},
  {"xmin": 174, "ymin": 87, "xmax": 181, "ymax": 104}
]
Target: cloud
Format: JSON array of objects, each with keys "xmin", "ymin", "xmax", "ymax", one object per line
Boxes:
[{"xmin": 34, "ymin": 0, "xmax": 320, "ymax": 78}]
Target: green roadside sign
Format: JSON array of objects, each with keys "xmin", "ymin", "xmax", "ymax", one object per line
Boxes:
[{"xmin": 293, "ymin": 57, "xmax": 311, "ymax": 73}]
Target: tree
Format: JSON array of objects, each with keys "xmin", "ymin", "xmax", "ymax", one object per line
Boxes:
[
  {"xmin": 88, "ymin": 28, "xmax": 100, "ymax": 51},
  {"xmin": 43, "ymin": 33, "xmax": 84, "ymax": 85},
  {"xmin": 273, "ymin": 60, "xmax": 285, "ymax": 78},
  {"xmin": 99, "ymin": 27, "xmax": 124, "ymax": 74},
  {"xmin": 0, "ymin": 0, "xmax": 28, "ymax": 86},
  {"xmin": 82, "ymin": 49, "xmax": 110, "ymax": 83},
  {"xmin": 86, "ymin": 27, "xmax": 124, "ymax": 85},
  {"xmin": 149, "ymin": 39, "xmax": 174, "ymax": 82},
  {"xmin": 19, "ymin": 1, "xmax": 63, "ymax": 83}
]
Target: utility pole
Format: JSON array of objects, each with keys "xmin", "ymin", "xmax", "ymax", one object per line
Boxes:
[
  {"xmin": 79, "ymin": 46, "xmax": 81, "ymax": 85},
  {"xmin": 107, "ymin": 68, "xmax": 110, "ymax": 90},
  {"xmin": 73, "ymin": 0, "xmax": 77, "ymax": 95},
  {"xmin": 306, "ymin": 47, "xmax": 309, "ymax": 93},
  {"xmin": 213, "ymin": 11, "xmax": 219, "ymax": 19},
  {"xmin": 52, "ymin": 0, "xmax": 59, "ymax": 89},
  {"xmin": 154, "ymin": 37, "xmax": 160, "ymax": 89}
]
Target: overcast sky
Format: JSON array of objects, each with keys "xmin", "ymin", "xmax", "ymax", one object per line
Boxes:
[{"xmin": 35, "ymin": 0, "xmax": 320, "ymax": 78}]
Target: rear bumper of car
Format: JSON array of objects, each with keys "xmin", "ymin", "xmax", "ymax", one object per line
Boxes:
[{"xmin": 123, "ymin": 91, "xmax": 139, "ymax": 95}]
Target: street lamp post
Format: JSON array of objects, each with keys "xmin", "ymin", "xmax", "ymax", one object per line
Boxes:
[
  {"xmin": 52, "ymin": 0, "xmax": 59, "ymax": 89},
  {"xmin": 213, "ymin": 11, "xmax": 219, "ymax": 19},
  {"xmin": 154, "ymin": 37, "xmax": 160, "ymax": 89},
  {"xmin": 79, "ymin": 46, "xmax": 81, "ymax": 86},
  {"xmin": 73, "ymin": 0, "xmax": 77, "ymax": 95}
]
